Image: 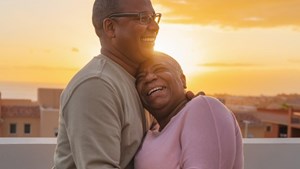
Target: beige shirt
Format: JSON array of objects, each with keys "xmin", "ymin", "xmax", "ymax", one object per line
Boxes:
[{"xmin": 53, "ymin": 54, "xmax": 148, "ymax": 169}]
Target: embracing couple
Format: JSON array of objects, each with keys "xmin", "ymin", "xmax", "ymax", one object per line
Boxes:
[{"xmin": 52, "ymin": 0, "xmax": 244, "ymax": 169}]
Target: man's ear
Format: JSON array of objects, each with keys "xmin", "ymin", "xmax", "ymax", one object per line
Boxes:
[
  {"xmin": 102, "ymin": 18, "xmax": 116, "ymax": 38},
  {"xmin": 180, "ymin": 74, "xmax": 187, "ymax": 89}
]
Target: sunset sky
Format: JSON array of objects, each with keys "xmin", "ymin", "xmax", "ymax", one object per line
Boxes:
[{"xmin": 1, "ymin": 0, "xmax": 300, "ymax": 97}]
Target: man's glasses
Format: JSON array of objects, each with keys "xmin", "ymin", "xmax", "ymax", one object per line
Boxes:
[{"xmin": 108, "ymin": 12, "xmax": 161, "ymax": 25}]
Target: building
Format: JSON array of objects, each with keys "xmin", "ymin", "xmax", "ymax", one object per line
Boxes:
[
  {"xmin": 0, "ymin": 88, "xmax": 62, "ymax": 137},
  {"xmin": 228, "ymin": 104, "xmax": 300, "ymax": 138},
  {"xmin": 1, "ymin": 89, "xmax": 300, "ymax": 138},
  {"xmin": 254, "ymin": 107, "xmax": 300, "ymax": 138},
  {"xmin": 226, "ymin": 105, "xmax": 265, "ymax": 138},
  {"xmin": 234, "ymin": 112, "xmax": 266, "ymax": 138},
  {"xmin": 219, "ymin": 94, "xmax": 300, "ymax": 138}
]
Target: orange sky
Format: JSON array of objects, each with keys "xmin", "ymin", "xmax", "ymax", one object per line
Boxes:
[{"xmin": 0, "ymin": 0, "xmax": 300, "ymax": 96}]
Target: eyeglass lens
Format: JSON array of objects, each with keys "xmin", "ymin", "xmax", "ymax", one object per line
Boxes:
[{"xmin": 140, "ymin": 13, "xmax": 160, "ymax": 24}]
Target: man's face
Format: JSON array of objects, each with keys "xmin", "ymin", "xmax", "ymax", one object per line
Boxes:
[
  {"xmin": 112, "ymin": 0, "xmax": 160, "ymax": 64},
  {"xmin": 135, "ymin": 56, "xmax": 186, "ymax": 118}
]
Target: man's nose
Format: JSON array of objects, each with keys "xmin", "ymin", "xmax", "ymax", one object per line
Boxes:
[{"xmin": 147, "ymin": 20, "xmax": 159, "ymax": 33}]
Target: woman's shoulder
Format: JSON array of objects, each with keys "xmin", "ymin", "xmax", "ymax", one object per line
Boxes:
[
  {"xmin": 190, "ymin": 95, "xmax": 224, "ymax": 106},
  {"xmin": 186, "ymin": 95, "xmax": 231, "ymax": 115}
]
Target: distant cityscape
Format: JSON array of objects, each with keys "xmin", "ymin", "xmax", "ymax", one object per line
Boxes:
[
  {"xmin": 213, "ymin": 93, "xmax": 300, "ymax": 138},
  {"xmin": 0, "ymin": 87, "xmax": 300, "ymax": 138},
  {"xmin": 0, "ymin": 88, "xmax": 62, "ymax": 137}
]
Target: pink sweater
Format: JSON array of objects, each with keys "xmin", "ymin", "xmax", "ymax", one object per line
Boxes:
[{"xmin": 134, "ymin": 96, "xmax": 244, "ymax": 169}]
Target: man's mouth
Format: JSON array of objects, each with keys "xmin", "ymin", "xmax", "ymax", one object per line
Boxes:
[
  {"xmin": 141, "ymin": 37, "xmax": 156, "ymax": 44},
  {"xmin": 147, "ymin": 86, "xmax": 165, "ymax": 96}
]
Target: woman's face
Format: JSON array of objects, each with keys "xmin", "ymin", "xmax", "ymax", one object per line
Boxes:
[{"xmin": 136, "ymin": 56, "xmax": 186, "ymax": 116}]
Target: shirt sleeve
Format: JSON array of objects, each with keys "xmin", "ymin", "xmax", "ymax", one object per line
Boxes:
[
  {"xmin": 232, "ymin": 114, "xmax": 244, "ymax": 169},
  {"xmin": 180, "ymin": 96, "xmax": 243, "ymax": 169},
  {"xmin": 63, "ymin": 78, "xmax": 122, "ymax": 169}
]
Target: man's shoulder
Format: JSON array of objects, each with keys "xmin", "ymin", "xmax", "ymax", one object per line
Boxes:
[
  {"xmin": 66, "ymin": 55, "xmax": 127, "ymax": 88},
  {"xmin": 59, "ymin": 56, "xmax": 113, "ymax": 106},
  {"xmin": 60, "ymin": 54, "xmax": 135, "ymax": 108}
]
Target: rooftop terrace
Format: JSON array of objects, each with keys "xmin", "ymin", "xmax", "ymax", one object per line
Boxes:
[{"xmin": 0, "ymin": 138, "xmax": 299, "ymax": 169}]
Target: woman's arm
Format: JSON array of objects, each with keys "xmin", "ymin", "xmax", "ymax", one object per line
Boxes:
[{"xmin": 180, "ymin": 96, "xmax": 243, "ymax": 169}]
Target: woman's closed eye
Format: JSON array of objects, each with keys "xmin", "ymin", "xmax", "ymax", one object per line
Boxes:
[
  {"xmin": 153, "ymin": 66, "xmax": 168, "ymax": 73},
  {"xmin": 136, "ymin": 73, "xmax": 146, "ymax": 84}
]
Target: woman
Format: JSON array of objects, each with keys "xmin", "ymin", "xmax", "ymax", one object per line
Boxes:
[{"xmin": 134, "ymin": 52, "xmax": 244, "ymax": 169}]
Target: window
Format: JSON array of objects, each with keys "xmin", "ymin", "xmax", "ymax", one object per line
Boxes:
[
  {"xmin": 10, "ymin": 123, "xmax": 17, "ymax": 134},
  {"xmin": 24, "ymin": 123, "xmax": 31, "ymax": 134},
  {"xmin": 266, "ymin": 125, "xmax": 272, "ymax": 132},
  {"xmin": 54, "ymin": 128, "xmax": 58, "ymax": 137}
]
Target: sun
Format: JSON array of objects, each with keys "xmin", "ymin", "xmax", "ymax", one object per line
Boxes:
[{"xmin": 154, "ymin": 24, "xmax": 206, "ymax": 75}]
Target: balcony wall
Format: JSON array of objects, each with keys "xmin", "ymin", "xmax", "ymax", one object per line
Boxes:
[
  {"xmin": 0, "ymin": 138, "xmax": 56, "ymax": 169},
  {"xmin": 0, "ymin": 138, "xmax": 300, "ymax": 169},
  {"xmin": 243, "ymin": 138, "xmax": 300, "ymax": 169}
]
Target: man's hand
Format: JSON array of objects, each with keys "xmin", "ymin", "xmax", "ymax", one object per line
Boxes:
[{"xmin": 186, "ymin": 91, "xmax": 206, "ymax": 100}]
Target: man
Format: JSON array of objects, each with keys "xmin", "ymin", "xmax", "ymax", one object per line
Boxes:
[{"xmin": 52, "ymin": 0, "xmax": 161, "ymax": 168}]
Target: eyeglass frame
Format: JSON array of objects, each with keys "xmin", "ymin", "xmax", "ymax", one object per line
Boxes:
[{"xmin": 107, "ymin": 11, "xmax": 162, "ymax": 25}]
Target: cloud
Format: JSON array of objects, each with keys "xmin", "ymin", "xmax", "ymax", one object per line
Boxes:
[
  {"xmin": 44, "ymin": 49, "xmax": 52, "ymax": 53},
  {"xmin": 188, "ymin": 68, "xmax": 300, "ymax": 96},
  {"xmin": 0, "ymin": 65, "xmax": 79, "ymax": 72},
  {"xmin": 288, "ymin": 58, "xmax": 300, "ymax": 63},
  {"xmin": 153, "ymin": 0, "xmax": 300, "ymax": 28},
  {"xmin": 23, "ymin": 65, "xmax": 79, "ymax": 72},
  {"xmin": 199, "ymin": 62, "xmax": 258, "ymax": 68},
  {"xmin": 71, "ymin": 47, "xmax": 79, "ymax": 53}
]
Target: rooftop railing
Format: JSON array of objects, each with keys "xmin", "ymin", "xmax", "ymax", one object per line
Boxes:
[{"xmin": 0, "ymin": 138, "xmax": 300, "ymax": 169}]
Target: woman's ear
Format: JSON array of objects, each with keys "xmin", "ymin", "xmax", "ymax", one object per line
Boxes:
[{"xmin": 102, "ymin": 18, "xmax": 116, "ymax": 38}]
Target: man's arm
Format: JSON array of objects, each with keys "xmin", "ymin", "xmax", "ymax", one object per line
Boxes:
[{"xmin": 64, "ymin": 78, "xmax": 122, "ymax": 168}]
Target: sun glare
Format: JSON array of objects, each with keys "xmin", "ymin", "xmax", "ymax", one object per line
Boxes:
[{"xmin": 154, "ymin": 24, "xmax": 207, "ymax": 75}]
